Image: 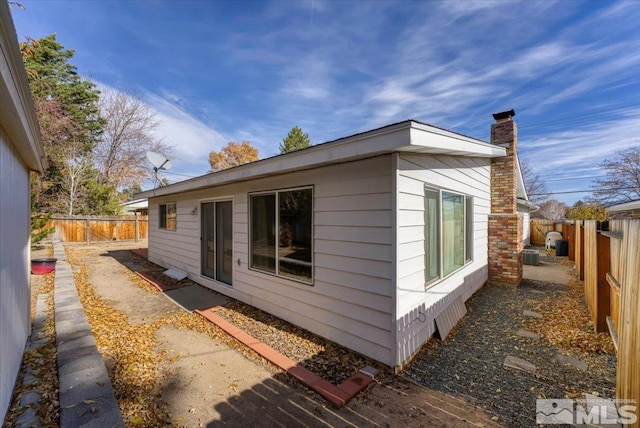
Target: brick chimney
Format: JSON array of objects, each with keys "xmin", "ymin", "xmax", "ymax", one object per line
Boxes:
[{"xmin": 487, "ymin": 109, "xmax": 523, "ymax": 287}]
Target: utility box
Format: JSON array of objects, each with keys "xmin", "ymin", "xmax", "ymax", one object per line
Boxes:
[{"xmin": 523, "ymin": 249, "xmax": 540, "ymax": 266}]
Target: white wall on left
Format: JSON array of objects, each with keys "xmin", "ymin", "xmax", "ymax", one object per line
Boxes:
[{"xmin": 0, "ymin": 128, "xmax": 32, "ymax": 422}]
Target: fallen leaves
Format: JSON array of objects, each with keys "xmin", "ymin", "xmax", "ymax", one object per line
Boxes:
[
  {"xmin": 3, "ymin": 270, "xmax": 60, "ymax": 428},
  {"xmin": 214, "ymin": 302, "xmax": 384, "ymax": 385},
  {"xmin": 9, "ymin": 244, "xmax": 387, "ymax": 427},
  {"xmin": 524, "ymin": 274, "xmax": 615, "ymax": 355},
  {"xmin": 66, "ymin": 248, "xmax": 172, "ymax": 427}
]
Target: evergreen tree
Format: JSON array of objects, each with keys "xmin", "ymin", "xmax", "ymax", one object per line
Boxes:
[
  {"xmin": 22, "ymin": 35, "xmax": 103, "ymax": 148},
  {"xmin": 279, "ymin": 126, "xmax": 310, "ymax": 154},
  {"xmin": 30, "ymin": 180, "xmax": 54, "ymax": 245},
  {"xmin": 21, "ymin": 34, "xmax": 113, "ymax": 214}
]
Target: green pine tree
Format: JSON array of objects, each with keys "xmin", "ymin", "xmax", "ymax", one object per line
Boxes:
[
  {"xmin": 23, "ymin": 35, "xmax": 104, "ymax": 149},
  {"xmin": 21, "ymin": 35, "xmax": 113, "ymax": 214},
  {"xmin": 30, "ymin": 183, "xmax": 54, "ymax": 245},
  {"xmin": 279, "ymin": 126, "xmax": 311, "ymax": 154}
]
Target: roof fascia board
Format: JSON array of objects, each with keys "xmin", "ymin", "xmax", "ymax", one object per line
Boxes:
[
  {"xmin": 0, "ymin": 2, "xmax": 46, "ymax": 172},
  {"xmin": 608, "ymin": 200, "xmax": 640, "ymax": 212},
  {"xmin": 138, "ymin": 120, "xmax": 506, "ymax": 199},
  {"xmin": 138, "ymin": 123, "xmax": 413, "ymax": 198},
  {"xmin": 517, "ymin": 198, "xmax": 538, "ymax": 211},
  {"xmin": 408, "ymin": 122, "xmax": 506, "ymax": 157},
  {"xmin": 515, "ymin": 156, "xmax": 528, "ymax": 200}
]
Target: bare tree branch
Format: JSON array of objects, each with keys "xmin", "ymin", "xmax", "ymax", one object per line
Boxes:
[
  {"xmin": 95, "ymin": 88, "xmax": 172, "ymax": 190},
  {"xmin": 520, "ymin": 158, "xmax": 548, "ymax": 205},
  {"xmin": 59, "ymin": 140, "xmax": 93, "ymax": 215},
  {"xmin": 592, "ymin": 146, "xmax": 640, "ymax": 205},
  {"xmin": 534, "ymin": 199, "xmax": 567, "ymax": 220}
]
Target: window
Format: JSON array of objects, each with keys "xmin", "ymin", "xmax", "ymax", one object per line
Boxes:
[
  {"xmin": 425, "ymin": 188, "xmax": 440, "ymax": 284},
  {"xmin": 250, "ymin": 187, "xmax": 313, "ymax": 283},
  {"xmin": 424, "ymin": 187, "xmax": 473, "ymax": 287},
  {"xmin": 159, "ymin": 202, "xmax": 176, "ymax": 231}
]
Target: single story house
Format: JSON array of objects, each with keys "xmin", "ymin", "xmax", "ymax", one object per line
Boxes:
[
  {"xmin": 607, "ymin": 199, "xmax": 640, "ymax": 219},
  {"xmin": 137, "ymin": 110, "xmax": 528, "ymax": 369},
  {"xmin": 119, "ymin": 198, "xmax": 149, "ymax": 216},
  {"xmin": 0, "ymin": 3, "xmax": 47, "ymax": 421},
  {"xmin": 518, "ymin": 184, "xmax": 538, "ymax": 246}
]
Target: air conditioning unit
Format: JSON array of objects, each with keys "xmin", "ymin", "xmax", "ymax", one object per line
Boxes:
[{"xmin": 523, "ymin": 249, "xmax": 540, "ymax": 266}]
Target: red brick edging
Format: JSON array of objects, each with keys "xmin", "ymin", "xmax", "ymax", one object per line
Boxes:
[{"xmin": 195, "ymin": 308, "xmax": 373, "ymax": 408}]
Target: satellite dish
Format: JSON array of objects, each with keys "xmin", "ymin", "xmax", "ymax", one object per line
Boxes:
[
  {"xmin": 146, "ymin": 151, "xmax": 172, "ymax": 171},
  {"xmin": 146, "ymin": 151, "xmax": 171, "ymax": 188}
]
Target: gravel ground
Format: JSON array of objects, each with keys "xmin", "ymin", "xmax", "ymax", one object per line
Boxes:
[
  {"xmin": 124, "ymin": 255, "xmax": 388, "ymax": 386},
  {"xmin": 212, "ymin": 300, "xmax": 387, "ymax": 385},
  {"xmin": 403, "ymin": 276, "xmax": 616, "ymax": 427}
]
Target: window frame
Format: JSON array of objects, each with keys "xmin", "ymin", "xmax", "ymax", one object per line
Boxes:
[
  {"xmin": 159, "ymin": 202, "xmax": 177, "ymax": 231},
  {"xmin": 424, "ymin": 186, "xmax": 474, "ymax": 289},
  {"xmin": 249, "ymin": 186, "xmax": 314, "ymax": 285}
]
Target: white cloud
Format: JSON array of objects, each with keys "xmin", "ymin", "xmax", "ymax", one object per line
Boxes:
[
  {"xmin": 140, "ymin": 91, "xmax": 229, "ymax": 176},
  {"xmin": 522, "ymin": 110, "xmax": 640, "ymax": 175}
]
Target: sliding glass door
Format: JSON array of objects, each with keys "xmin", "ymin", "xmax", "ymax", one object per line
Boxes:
[{"xmin": 201, "ymin": 200, "xmax": 233, "ymax": 285}]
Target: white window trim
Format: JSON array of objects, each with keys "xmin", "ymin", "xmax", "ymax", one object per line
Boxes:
[
  {"xmin": 159, "ymin": 202, "xmax": 177, "ymax": 231},
  {"xmin": 249, "ymin": 186, "xmax": 314, "ymax": 285},
  {"xmin": 424, "ymin": 186, "xmax": 474, "ymax": 289},
  {"xmin": 198, "ymin": 197, "xmax": 234, "ymax": 286}
]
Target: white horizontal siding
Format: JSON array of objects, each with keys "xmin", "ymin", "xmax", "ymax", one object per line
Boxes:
[
  {"xmin": 519, "ymin": 207, "xmax": 531, "ymax": 246},
  {"xmin": 394, "ymin": 153, "xmax": 492, "ymax": 367},
  {"xmin": 148, "ymin": 155, "xmax": 395, "ymax": 364},
  {"xmin": 0, "ymin": 129, "xmax": 31, "ymax": 422},
  {"xmin": 315, "ymin": 225, "xmax": 392, "ymax": 245}
]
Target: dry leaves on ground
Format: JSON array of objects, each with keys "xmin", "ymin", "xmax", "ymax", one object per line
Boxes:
[
  {"xmin": 66, "ymin": 249, "xmax": 173, "ymax": 427},
  {"xmin": 65, "ymin": 248, "xmax": 279, "ymax": 427},
  {"xmin": 525, "ymin": 272, "xmax": 615, "ymax": 355},
  {"xmin": 124, "ymin": 254, "xmax": 385, "ymax": 386},
  {"xmin": 3, "ymin": 273, "xmax": 59, "ymax": 428},
  {"xmin": 214, "ymin": 302, "xmax": 385, "ymax": 385}
]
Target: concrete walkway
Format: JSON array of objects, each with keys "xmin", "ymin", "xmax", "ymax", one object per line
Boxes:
[{"xmin": 52, "ymin": 242, "xmax": 124, "ymax": 427}]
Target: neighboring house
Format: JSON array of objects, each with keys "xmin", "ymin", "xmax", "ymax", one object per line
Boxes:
[
  {"xmin": 137, "ymin": 111, "xmax": 527, "ymax": 369},
  {"xmin": 607, "ymin": 199, "xmax": 640, "ymax": 219},
  {"xmin": 119, "ymin": 198, "xmax": 149, "ymax": 216},
  {"xmin": 0, "ymin": 3, "xmax": 47, "ymax": 422},
  {"xmin": 517, "ymin": 174, "xmax": 538, "ymax": 246}
]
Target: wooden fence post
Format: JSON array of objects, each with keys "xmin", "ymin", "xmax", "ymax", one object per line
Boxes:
[
  {"xmin": 85, "ymin": 218, "xmax": 90, "ymax": 244},
  {"xmin": 135, "ymin": 214, "xmax": 139, "ymax": 242},
  {"xmin": 595, "ymin": 232, "xmax": 610, "ymax": 332},
  {"xmin": 616, "ymin": 220, "xmax": 640, "ymax": 428},
  {"xmin": 566, "ymin": 223, "xmax": 575, "ymax": 261},
  {"xmin": 575, "ymin": 220, "xmax": 582, "ymax": 279},
  {"xmin": 579, "ymin": 223, "xmax": 585, "ymax": 281}
]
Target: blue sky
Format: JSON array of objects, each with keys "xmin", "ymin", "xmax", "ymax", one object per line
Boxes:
[{"xmin": 10, "ymin": 0, "xmax": 640, "ymax": 205}]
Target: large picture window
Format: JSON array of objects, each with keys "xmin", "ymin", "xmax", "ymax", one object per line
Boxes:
[
  {"xmin": 250, "ymin": 187, "xmax": 313, "ymax": 283},
  {"xmin": 424, "ymin": 187, "xmax": 473, "ymax": 287},
  {"xmin": 159, "ymin": 202, "xmax": 176, "ymax": 231}
]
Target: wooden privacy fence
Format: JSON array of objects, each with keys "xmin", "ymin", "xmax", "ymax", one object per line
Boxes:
[
  {"xmin": 44, "ymin": 215, "xmax": 148, "ymax": 242},
  {"xmin": 529, "ymin": 219, "xmax": 563, "ymax": 246},
  {"xmin": 574, "ymin": 219, "xmax": 639, "ymax": 425}
]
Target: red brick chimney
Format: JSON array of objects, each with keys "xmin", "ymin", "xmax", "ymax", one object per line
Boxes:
[{"xmin": 488, "ymin": 109, "xmax": 523, "ymax": 286}]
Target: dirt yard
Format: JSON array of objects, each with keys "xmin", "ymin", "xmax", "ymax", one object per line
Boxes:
[
  {"xmin": 47, "ymin": 241, "xmax": 500, "ymax": 427},
  {"xmin": 9, "ymin": 241, "xmax": 611, "ymax": 428}
]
